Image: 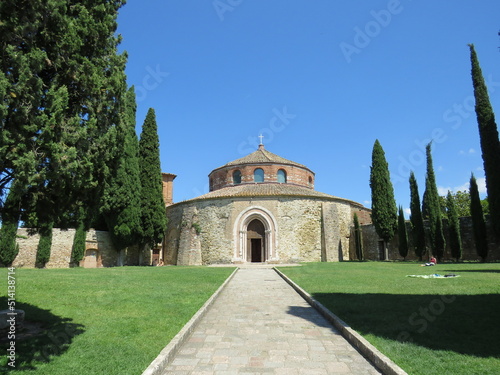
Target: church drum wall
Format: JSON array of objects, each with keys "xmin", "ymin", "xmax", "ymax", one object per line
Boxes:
[
  {"xmin": 209, "ymin": 164, "xmax": 315, "ymax": 191},
  {"xmin": 164, "ymin": 196, "xmax": 359, "ymax": 265}
]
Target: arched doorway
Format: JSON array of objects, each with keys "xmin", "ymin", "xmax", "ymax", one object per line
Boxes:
[
  {"xmin": 247, "ymin": 219, "xmax": 265, "ymax": 262},
  {"xmin": 233, "ymin": 206, "xmax": 278, "ymax": 263}
]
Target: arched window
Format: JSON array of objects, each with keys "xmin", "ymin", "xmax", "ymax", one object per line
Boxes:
[
  {"xmin": 308, "ymin": 176, "xmax": 313, "ymax": 187},
  {"xmin": 233, "ymin": 170, "xmax": 241, "ymax": 184},
  {"xmin": 254, "ymin": 168, "xmax": 264, "ymax": 183},
  {"xmin": 209, "ymin": 178, "xmax": 214, "ymax": 191},
  {"xmin": 277, "ymin": 169, "xmax": 287, "ymax": 183}
]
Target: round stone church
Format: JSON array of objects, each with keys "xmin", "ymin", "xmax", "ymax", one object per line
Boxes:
[{"xmin": 162, "ymin": 144, "xmax": 371, "ymax": 265}]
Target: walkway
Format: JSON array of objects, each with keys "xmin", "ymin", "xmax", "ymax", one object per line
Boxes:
[{"xmin": 162, "ymin": 267, "xmax": 381, "ymax": 374}]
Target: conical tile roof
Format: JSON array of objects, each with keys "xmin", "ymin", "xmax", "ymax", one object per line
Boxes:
[
  {"xmin": 172, "ymin": 183, "xmax": 365, "ymax": 208},
  {"xmin": 214, "ymin": 145, "xmax": 310, "ymax": 171}
]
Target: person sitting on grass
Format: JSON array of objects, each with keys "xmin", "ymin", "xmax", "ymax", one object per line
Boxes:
[{"xmin": 422, "ymin": 256, "xmax": 437, "ymax": 266}]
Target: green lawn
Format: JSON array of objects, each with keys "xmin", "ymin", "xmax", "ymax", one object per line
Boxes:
[
  {"xmin": 0, "ymin": 266, "xmax": 235, "ymax": 374},
  {"xmin": 279, "ymin": 262, "xmax": 500, "ymax": 375}
]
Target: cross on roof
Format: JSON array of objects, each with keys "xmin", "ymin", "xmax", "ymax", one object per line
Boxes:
[{"xmin": 258, "ymin": 134, "xmax": 264, "ymax": 145}]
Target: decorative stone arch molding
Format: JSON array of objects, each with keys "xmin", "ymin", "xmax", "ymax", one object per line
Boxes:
[{"xmin": 233, "ymin": 206, "xmax": 278, "ymax": 263}]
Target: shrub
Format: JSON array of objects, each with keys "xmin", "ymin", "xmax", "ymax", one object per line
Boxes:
[{"xmin": 0, "ymin": 220, "xmax": 19, "ymax": 266}]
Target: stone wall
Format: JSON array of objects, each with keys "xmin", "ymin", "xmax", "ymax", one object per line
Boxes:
[
  {"xmin": 276, "ymin": 198, "xmax": 322, "ymax": 262},
  {"xmin": 14, "ymin": 228, "xmax": 76, "ymax": 268},
  {"xmin": 351, "ymin": 207, "xmax": 372, "ymax": 226},
  {"xmin": 349, "ymin": 217, "xmax": 500, "ymax": 262},
  {"xmin": 165, "ymin": 196, "xmax": 361, "ymax": 265},
  {"xmin": 12, "ymin": 228, "xmax": 147, "ymax": 268}
]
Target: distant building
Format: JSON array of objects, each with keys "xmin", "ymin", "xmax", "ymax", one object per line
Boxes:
[{"xmin": 162, "ymin": 143, "xmax": 371, "ymax": 265}]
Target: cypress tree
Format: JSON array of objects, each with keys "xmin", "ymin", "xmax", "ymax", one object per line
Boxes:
[
  {"xmin": 138, "ymin": 108, "xmax": 167, "ymax": 249},
  {"xmin": 409, "ymin": 172, "xmax": 426, "ymax": 261},
  {"xmin": 353, "ymin": 213, "xmax": 364, "ymax": 261},
  {"xmin": 469, "ymin": 44, "xmax": 500, "ymax": 238},
  {"xmin": 0, "ymin": 0, "xmax": 127, "ymax": 230},
  {"xmin": 435, "ymin": 218, "xmax": 446, "ymax": 262},
  {"xmin": 369, "ymin": 140, "xmax": 398, "ymax": 258},
  {"xmin": 397, "ymin": 206, "xmax": 409, "ymax": 260},
  {"xmin": 422, "ymin": 143, "xmax": 445, "ymax": 261},
  {"xmin": 0, "ymin": 182, "xmax": 21, "ymax": 266},
  {"xmin": 101, "ymin": 87, "xmax": 142, "ymax": 252},
  {"xmin": 35, "ymin": 222, "xmax": 53, "ymax": 268},
  {"xmin": 0, "ymin": 220, "xmax": 19, "ymax": 266},
  {"xmin": 470, "ymin": 174, "xmax": 488, "ymax": 262},
  {"xmin": 446, "ymin": 191, "xmax": 462, "ymax": 262},
  {"xmin": 70, "ymin": 222, "xmax": 87, "ymax": 267}
]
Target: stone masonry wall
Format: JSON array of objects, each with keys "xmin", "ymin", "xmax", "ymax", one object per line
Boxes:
[
  {"xmin": 351, "ymin": 207, "xmax": 372, "ymax": 226},
  {"xmin": 12, "ymin": 228, "xmax": 137, "ymax": 268},
  {"xmin": 165, "ymin": 196, "xmax": 359, "ymax": 265},
  {"xmin": 277, "ymin": 198, "xmax": 322, "ymax": 262},
  {"xmin": 349, "ymin": 217, "xmax": 500, "ymax": 261},
  {"xmin": 14, "ymin": 228, "xmax": 75, "ymax": 268}
]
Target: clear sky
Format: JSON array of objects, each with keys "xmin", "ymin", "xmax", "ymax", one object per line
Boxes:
[{"xmin": 116, "ymin": 0, "xmax": 500, "ymax": 214}]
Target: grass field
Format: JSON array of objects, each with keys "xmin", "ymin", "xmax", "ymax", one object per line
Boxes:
[
  {"xmin": 279, "ymin": 261, "xmax": 500, "ymax": 375},
  {"xmin": 0, "ymin": 266, "xmax": 235, "ymax": 374}
]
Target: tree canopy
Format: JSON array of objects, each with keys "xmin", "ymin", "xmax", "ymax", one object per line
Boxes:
[
  {"xmin": 470, "ymin": 174, "xmax": 488, "ymax": 261},
  {"xmin": 469, "ymin": 44, "xmax": 500, "ymax": 238},
  {"xmin": 100, "ymin": 87, "xmax": 142, "ymax": 251},
  {"xmin": 422, "ymin": 143, "xmax": 445, "ymax": 261},
  {"xmin": 439, "ymin": 190, "xmax": 489, "ymax": 217},
  {"xmin": 409, "ymin": 171, "xmax": 426, "ymax": 261},
  {"xmin": 0, "ymin": 0, "xmax": 127, "ymax": 230},
  {"xmin": 138, "ymin": 108, "xmax": 167, "ymax": 248},
  {"xmin": 369, "ymin": 139, "xmax": 398, "ymax": 245},
  {"xmin": 446, "ymin": 191, "xmax": 462, "ymax": 262}
]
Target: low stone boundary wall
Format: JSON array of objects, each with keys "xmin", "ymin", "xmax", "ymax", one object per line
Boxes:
[
  {"xmin": 11, "ymin": 228, "xmax": 146, "ymax": 268},
  {"xmin": 350, "ymin": 217, "xmax": 500, "ymax": 261}
]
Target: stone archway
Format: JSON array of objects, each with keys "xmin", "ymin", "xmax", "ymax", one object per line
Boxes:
[{"xmin": 234, "ymin": 206, "xmax": 278, "ymax": 263}]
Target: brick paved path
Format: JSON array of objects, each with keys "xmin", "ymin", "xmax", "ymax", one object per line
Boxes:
[{"xmin": 162, "ymin": 267, "xmax": 381, "ymax": 374}]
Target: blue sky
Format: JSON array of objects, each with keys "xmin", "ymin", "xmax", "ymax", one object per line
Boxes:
[{"xmin": 117, "ymin": 0, "xmax": 500, "ymax": 213}]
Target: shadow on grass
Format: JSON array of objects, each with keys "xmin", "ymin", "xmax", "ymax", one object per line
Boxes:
[
  {"xmin": 305, "ymin": 293, "xmax": 500, "ymax": 358},
  {"xmin": 0, "ymin": 297, "xmax": 85, "ymax": 371},
  {"xmin": 442, "ymin": 269, "xmax": 500, "ymax": 274}
]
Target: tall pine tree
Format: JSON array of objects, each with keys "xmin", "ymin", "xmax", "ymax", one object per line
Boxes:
[
  {"xmin": 369, "ymin": 139, "xmax": 397, "ymax": 259},
  {"xmin": 422, "ymin": 143, "xmax": 445, "ymax": 261},
  {"xmin": 446, "ymin": 190, "xmax": 462, "ymax": 262},
  {"xmin": 409, "ymin": 171, "xmax": 426, "ymax": 261},
  {"xmin": 470, "ymin": 174, "xmax": 488, "ymax": 262},
  {"xmin": 138, "ymin": 108, "xmax": 167, "ymax": 251},
  {"xmin": 469, "ymin": 44, "xmax": 500, "ymax": 238},
  {"xmin": 101, "ymin": 87, "xmax": 142, "ymax": 253}
]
